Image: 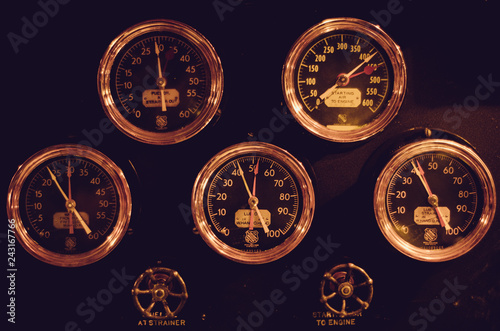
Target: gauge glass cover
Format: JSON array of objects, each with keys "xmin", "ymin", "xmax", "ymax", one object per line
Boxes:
[
  {"xmin": 98, "ymin": 19, "xmax": 223, "ymax": 145},
  {"xmin": 282, "ymin": 17, "xmax": 406, "ymax": 142},
  {"xmin": 7, "ymin": 144, "xmax": 132, "ymax": 267},
  {"xmin": 191, "ymin": 142, "xmax": 315, "ymax": 264},
  {"xmin": 374, "ymin": 139, "xmax": 496, "ymax": 262}
]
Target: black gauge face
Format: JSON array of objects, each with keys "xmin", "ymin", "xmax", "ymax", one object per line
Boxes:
[
  {"xmin": 297, "ymin": 32, "xmax": 393, "ymax": 128},
  {"xmin": 98, "ymin": 19, "xmax": 223, "ymax": 145},
  {"xmin": 374, "ymin": 139, "xmax": 496, "ymax": 262},
  {"xmin": 386, "ymin": 153, "xmax": 481, "ymax": 250},
  {"xmin": 282, "ymin": 18, "xmax": 406, "ymax": 142},
  {"xmin": 204, "ymin": 156, "xmax": 301, "ymax": 252},
  {"xmin": 192, "ymin": 142, "xmax": 315, "ymax": 264},
  {"xmin": 7, "ymin": 145, "xmax": 132, "ymax": 267},
  {"xmin": 20, "ymin": 156, "xmax": 119, "ymax": 255},
  {"xmin": 112, "ymin": 34, "xmax": 207, "ymax": 133}
]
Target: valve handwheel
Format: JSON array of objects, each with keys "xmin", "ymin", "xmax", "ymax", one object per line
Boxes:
[
  {"xmin": 131, "ymin": 267, "xmax": 188, "ymax": 319},
  {"xmin": 319, "ymin": 263, "xmax": 373, "ymax": 317}
]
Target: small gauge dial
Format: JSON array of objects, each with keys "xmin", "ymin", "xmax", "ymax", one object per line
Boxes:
[
  {"xmin": 192, "ymin": 142, "xmax": 315, "ymax": 264},
  {"xmin": 374, "ymin": 139, "xmax": 496, "ymax": 262},
  {"xmin": 98, "ymin": 19, "xmax": 223, "ymax": 145},
  {"xmin": 282, "ymin": 18, "xmax": 406, "ymax": 142},
  {"xmin": 7, "ymin": 145, "xmax": 132, "ymax": 267}
]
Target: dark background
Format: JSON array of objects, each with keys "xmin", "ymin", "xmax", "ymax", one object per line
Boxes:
[{"xmin": 3, "ymin": 0, "xmax": 500, "ymax": 330}]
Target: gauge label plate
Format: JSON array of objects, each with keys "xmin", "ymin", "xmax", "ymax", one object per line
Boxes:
[
  {"xmin": 324, "ymin": 88, "xmax": 361, "ymax": 108},
  {"xmin": 414, "ymin": 206, "xmax": 450, "ymax": 226},
  {"xmin": 142, "ymin": 89, "xmax": 180, "ymax": 108},
  {"xmin": 235, "ymin": 209, "xmax": 271, "ymax": 228},
  {"xmin": 53, "ymin": 212, "xmax": 90, "ymax": 230}
]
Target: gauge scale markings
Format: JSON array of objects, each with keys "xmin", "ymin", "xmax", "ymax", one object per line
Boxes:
[
  {"xmin": 114, "ymin": 35, "xmax": 207, "ymax": 132},
  {"xmin": 22, "ymin": 157, "xmax": 119, "ymax": 254},
  {"xmin": 387, "ymin": 154, "xmax": 479, "ymax": 239},
  {"xmin": 297, "ymin": 33, "xmax": 390, "ymax": 121},
  {"xmin": 192, "ymin": 142, "xmax": 315, "ymax": 264},
  {"xmin": 98, "ymin": 19, "xmax": 223, "ymax": 145},
  {"xmin": 374, "ymin": 139, "xmax": 496, "ymax": 262},
  {"xmin": 206, "ymin": 155, "xmax": 300, "ymax": 249},
  {"xmin": 7, "ymin": 145, "xmax": 132, "ymax": 267},
  {"xmin": 282, "ymin": 18, "xmax": 406, "ymax": 142}
]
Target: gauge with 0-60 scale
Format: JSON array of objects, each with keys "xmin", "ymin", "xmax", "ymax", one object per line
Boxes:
[
  {"xmin": 98, "ymin": 19, "xmax": 223, "ymax": 145},
  {"xmin": 191, "ymin": 142, "xmax": 315, "ymax": 264},
  {"xmin": 374, "ymin": 139, "xmax": 496, "ymax": 262},
  {"xmin": 282, "ymin": 18, "xmax": 406, "ymax": 142},
  {"xmin": 6, "ymin": 144, "xmax": 132, "ymax": 267}
]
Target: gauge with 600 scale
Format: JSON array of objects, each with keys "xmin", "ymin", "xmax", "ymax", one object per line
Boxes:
[
  {"xmin": 98, "ymin": 19, "xmax": 223, "ymax": 145},
  {"xmin": 374, "ymin": 138, "xmax": 496, "ymax": 262},
  {"xmin": 191, "ymin": 142, "xmax": 315, "ymax": 264},
  {"xmin": 282, "ymin": 18, "xmax": 406, "ymax": 142},
  {"xmin": 7, "ymin": 145, "xmax": 132, "ymax": 267}
]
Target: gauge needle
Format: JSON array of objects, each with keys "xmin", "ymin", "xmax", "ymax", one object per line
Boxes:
[
  {"xmin": 319, "ymin": 52, "xmax": 376, "ymax": 101},
  {"xmin": 249, "ymin": 160, "xmax": 260, "ymax": 230},
  {"xmin": 411, "ymin": 161, "xmax": 451, "ymax": 231},
  {"xmin": 155, "ymin": 41, "xmax": 167, "ymax": 112},
  {"xmin": 67, "ymin": 160, "xmax": 74, "ymax": 234},
  {"xmin": 349, "ymin": 64, "xmax": 378, "ymax": 79},
  {"xmin": 236, "ymin": 161, "xmax": 269, "ymax": 233},
  {"xmin": 47, "ymin": 167, "xmax": 92, "ymax": 235}
]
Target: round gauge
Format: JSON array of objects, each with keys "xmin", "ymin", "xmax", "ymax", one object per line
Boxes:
[
  {"xmin": 374, "ymin": 139, "xmax": 496, "ymax": 262},
  {"xmin": 282, "ymin": 17, "xmax": 406, "ymax": 142},
  {"xmin": 191, "ymin": 142, "xmax": 315, "ymax": 264},
  {"xmin": 6, "ymin": 144, "xmax": 132, "ymax": 267},
  {"xmin": 98, "ymin": 19, "xmax": 223, "ymax": 145}
]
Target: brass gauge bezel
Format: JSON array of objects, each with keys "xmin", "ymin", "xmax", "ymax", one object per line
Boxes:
[
  {"xmin": 374, "ymin": 139, "xmax": 496, "ymax": 262},
  {"xmin": 282, "ymin": 17, "xmax": 406, "ymax": 143},
  {"xmin": 98, "ymin": 19, "xmax": 223, "ymax": 145},
  {"xmin": 6, "ymin": 144, "xmax": 132, "ymax": 267},
  {"xmin": 191, "ymin": 142, "xmax": 315, "ymax": 264}
]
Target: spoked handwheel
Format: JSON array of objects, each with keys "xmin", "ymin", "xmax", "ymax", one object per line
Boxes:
[
  {"xmin": 319, "ymin": 263, "xmax": 373, "ymax": 317},
  {"xmin": 131, "ymin": 267, "xmax": 188, "ymax": 319}
]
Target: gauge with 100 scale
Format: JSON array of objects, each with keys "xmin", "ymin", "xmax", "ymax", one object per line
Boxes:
[
  {"xmin": 191, "ymin": 142, "xmax": 315, "ymax": 264},
  {"xmin": 6, "ymin": 144, "xmax": 132, "ymax": 267},
  {"xmin": 98, "ymin": 19, "xmax": 223, "ymax": 145},
  {"xmin": 282, "ymin": 18, "xmax": 406, "ymax": 142},
  {"xmin": 374, "ymin": 138, "xmax": 496, "ymax": 262}
]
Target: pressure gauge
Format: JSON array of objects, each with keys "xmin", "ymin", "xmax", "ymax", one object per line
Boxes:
[
  {"xmin": 374, "ymin": 138, "xmax": 496, "ymax": 262},
  {"xmin": 282, "ymin": 18, "xmax": 406, "ymax": 142},
  {"xmin": 98, "ymin": 19, "xmax": 223, "ymax": 145},
  {"xmin": 6, "ymin": 144, "xmax": 132, "ymax": 267},
  {"xmin": 191, "ymin": 142, "xmax": 315, "ymax": 264}
]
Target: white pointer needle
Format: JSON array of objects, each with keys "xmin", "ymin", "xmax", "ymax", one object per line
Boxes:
[
  {"xmin": 236, "ymin": 162, "xmax": 270, "ymax": 233},
  {"xmin": 47, "ymin": 167, "xmax": 92, "ymax": 235}
]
